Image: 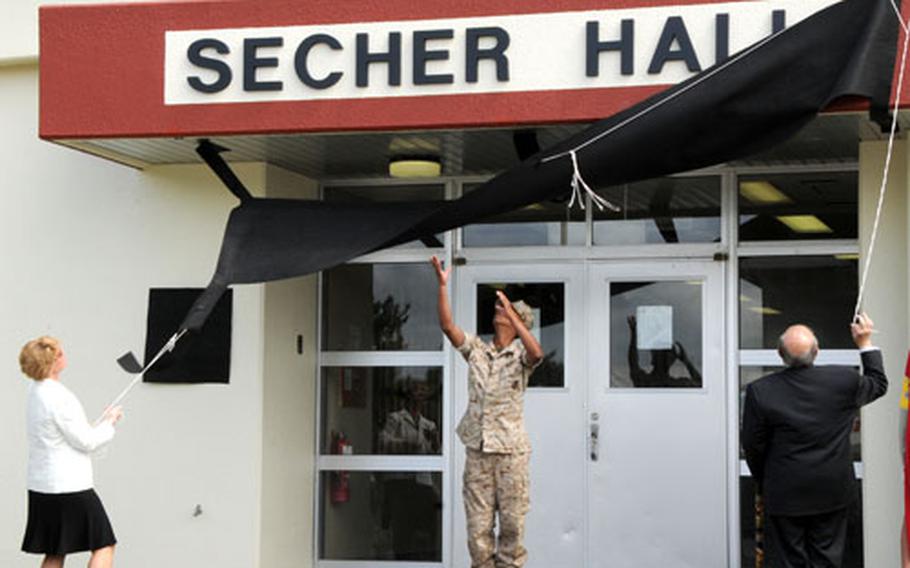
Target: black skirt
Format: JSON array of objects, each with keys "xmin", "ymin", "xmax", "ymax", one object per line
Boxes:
[{"xmin": 21, "ymin": 489, "xmax": 116, "ymax": 555}]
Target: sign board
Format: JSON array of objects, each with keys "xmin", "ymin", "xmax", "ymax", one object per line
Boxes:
[
  {"xmin": 40, "ymin": 0, "xmax": 876, "ymax": 139},
  {"xmin": 636, "ymin": 305, "xmax": 673, "ymax": 350}
]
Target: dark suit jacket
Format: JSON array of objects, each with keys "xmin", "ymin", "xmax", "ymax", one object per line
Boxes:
[{"xmin": 742, "ymin": 350, "xmax": 887, "ymax": 516}]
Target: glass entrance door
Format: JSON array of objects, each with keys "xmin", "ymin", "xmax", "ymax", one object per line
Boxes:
[
  {"xmin": 452, "ymin": 260, "xmax": 726, "ymax": 567},
  {"xmin": 586, "ymin": 261, "xmax": 727, "ymax": 568}
]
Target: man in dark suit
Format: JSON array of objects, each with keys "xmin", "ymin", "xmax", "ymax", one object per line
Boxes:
[{"xmin": 742, "ymin": 313, "xmax": 887, "ymax": 568}]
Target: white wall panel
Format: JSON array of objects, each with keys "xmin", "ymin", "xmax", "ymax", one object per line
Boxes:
[
  {"xmin": 858, "ymin": 139, "xmax": 908, "ymax": 568},
  {"xmin": 0, "ymin": 63, "xmax": 267, "ymax": 568}
]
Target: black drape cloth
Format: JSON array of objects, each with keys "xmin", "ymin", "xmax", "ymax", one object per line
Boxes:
[{"xmin": 181, "ymin": 0, "xmax": 899, "ymax": 330}]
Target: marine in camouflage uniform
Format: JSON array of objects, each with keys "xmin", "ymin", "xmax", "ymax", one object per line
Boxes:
[
  {"xmin": 457, "ymin": 330, "xmax": 538, "ymax": 568},
  {"xmin": 431, "ymin": 255, "xmax": 543, "ymax": 568}
]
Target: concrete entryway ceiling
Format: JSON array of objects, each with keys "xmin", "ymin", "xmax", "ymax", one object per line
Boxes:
[{"xmin": 58, "ymin": 112, "xmax": 906, "ymax": 181}]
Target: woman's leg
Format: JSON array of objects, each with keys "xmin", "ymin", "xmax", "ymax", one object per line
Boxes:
[
  {"xmin": 87, "ymin": 546, "xmax": 114, "ymax": 568},
  {"xmin": 41, "ymin": 555, "xmax": 64, "ymax": 568}
]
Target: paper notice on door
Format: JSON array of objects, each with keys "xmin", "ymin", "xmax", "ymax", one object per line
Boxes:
[{"xmin": 636, "ymin": 305, "xmax": 673, "ymax": 350}]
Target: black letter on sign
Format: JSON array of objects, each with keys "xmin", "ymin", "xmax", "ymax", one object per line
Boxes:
[
  {"xmin": 187, "ymin": 38, "xmax": 232, "ymax": 93},
  {"xmin": 413, "ymin": 29, "xmax": 454, "ymax": 85},
  {"xmin": 295, "ymin": 34, "xmax": 343, "ymax": 89},
  {"xmin": 648, "ymin": 17, "xmax": 701, "ymax": 74},
  {"xmin": 715, "ymin": 14, "xmax": 729, "ymax": 63},
  {"xmin": 244, "ymin": 37, "xmax": 284, "ymax": 92},
  {"xmin": 466, "ymin": 27, "xmax": 510, "ymax": 83},
  {"xmin": 356, "ymin": 32, "xmax": 402, "ymax": 87},
  {"xmin": 772, "ymin": 10, "xmax": 786, "ymax": 34},
  {"xmin": 586, "ymin": 20, "xmax": 634, "ymax": 77}
]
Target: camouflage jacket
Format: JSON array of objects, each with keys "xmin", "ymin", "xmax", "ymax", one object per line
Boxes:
[{"xmin": 456, "ymin": 333, "xmax": 539, "ymax": 453}]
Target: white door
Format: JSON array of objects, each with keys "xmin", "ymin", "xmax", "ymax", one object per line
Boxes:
[
  {"xmin": 451, "ymin": 260, "xmax": 727, "ymax": 567},
  {"xmin": 453, "ymin": 263, "xmax": 587, "ymax": 568},
  {"xmin": 586, "ymin": 261, "xmax": 727, "ymax": 568}
]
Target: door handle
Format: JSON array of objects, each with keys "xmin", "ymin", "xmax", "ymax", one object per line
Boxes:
[{"xmin": 590, "ymin": 422, "xmax": 600, "ymax": 462}]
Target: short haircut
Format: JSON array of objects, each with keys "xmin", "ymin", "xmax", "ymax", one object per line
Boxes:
[{"xmin": 19, "ymin": 336, "xmax": 61, "ymax": 380}]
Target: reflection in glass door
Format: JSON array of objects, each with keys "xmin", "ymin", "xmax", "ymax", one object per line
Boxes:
[
  {"xmin": 609, "ymin": 281, "xmax": 704, "ymax": 389},
  {"xmin": 587, "ymin": 261, "xmax": 727, "ymax": 568},
  {"xmin": 318, "ymin": 261, "xmax": 447, "ymax": 564}
]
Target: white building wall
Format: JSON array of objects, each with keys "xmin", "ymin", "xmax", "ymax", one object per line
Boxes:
[
  {"xmin": 0, "ymin": 0, "xmax": 148, "ymax": 63},
  {"xmin": 0, "ymin": 61, "xmax": 270, "ymax": 568},
  {"xmin": 259, "ymin": 166, "xmax": 319, "ymax": 568},
  {"xmin": 858, "ymin": 139, "xmax": 908, "ymax": 568}
]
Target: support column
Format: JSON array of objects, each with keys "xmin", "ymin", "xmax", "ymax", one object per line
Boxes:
[
  {"xmin": 858, "ymin": 138, "xmax": 908, "ymax": 568},
  {"xmin": 259, "ymin": 165, "xmax": 319, "ymax": 568}
]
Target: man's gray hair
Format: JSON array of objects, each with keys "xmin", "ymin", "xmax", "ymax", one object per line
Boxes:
[{"xmin": 777, "ymin": 332, "xmax": 819, "ymax": 368}]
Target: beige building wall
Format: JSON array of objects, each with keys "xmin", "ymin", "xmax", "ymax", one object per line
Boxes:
[
  {"xmin": 259, "ymin": 166, "xmax": 319, "ymax": 567},
  {"xmin": 858, "ymin": 139, "xmax": 908, "ymax": 568},
  {"xmin": 1, "ymin": 0, "xmax": 148, "ymax": 63},
  {"xmin": 0, "ymin": 61, "xmax": 270, "ymax": 568}
]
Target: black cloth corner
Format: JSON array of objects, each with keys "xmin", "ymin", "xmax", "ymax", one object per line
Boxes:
[
  {"xmin": 180, "ymin": 0, "xmax": 898, "ymax": 331},
  {"xmin": 180, "ymin": 199, "xmax": 443, "ymax": 329}
]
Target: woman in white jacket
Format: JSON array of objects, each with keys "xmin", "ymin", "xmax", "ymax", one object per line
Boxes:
[{"xmin": 19, "ymin": 336, "xmax": 122, "ymax": 568}]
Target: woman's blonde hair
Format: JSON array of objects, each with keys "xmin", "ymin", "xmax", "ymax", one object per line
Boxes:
[{"xmin": 19, "ymin": 336, "xmax": 61, "ymax": 380}]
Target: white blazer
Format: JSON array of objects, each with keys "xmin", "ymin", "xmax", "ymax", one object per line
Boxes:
[{"xmin": 26, "ymin": 379, "xmax": 115, "ymax": 494}]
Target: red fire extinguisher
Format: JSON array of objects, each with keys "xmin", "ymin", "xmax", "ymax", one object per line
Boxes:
[{"xmin": 330, "ymin": 431, "xmax": 351, "ymax": 504}]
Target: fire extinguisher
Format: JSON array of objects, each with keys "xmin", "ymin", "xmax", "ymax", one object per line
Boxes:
[{"xmin": 330, "ymin": 431, "xmax": 351, "ymax": 504}]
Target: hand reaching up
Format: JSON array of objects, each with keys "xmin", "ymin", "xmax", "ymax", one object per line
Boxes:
[
  {"xmin": 431, "ymin": 256, "xmax": 450, "ymax": 287},
  {"xmin": 850, "ymin": 313, "xmax": 874, "ymax": 349}
]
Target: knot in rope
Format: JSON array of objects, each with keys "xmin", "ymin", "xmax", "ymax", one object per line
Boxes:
[{"xmin": 567, "ymin": 151, "xmax": 620, "ymax": 212}]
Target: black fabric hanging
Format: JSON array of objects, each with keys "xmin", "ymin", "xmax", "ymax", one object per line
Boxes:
[{"xmin": 180, "ymin": 0, "xmax": 899, "ymax": 331}]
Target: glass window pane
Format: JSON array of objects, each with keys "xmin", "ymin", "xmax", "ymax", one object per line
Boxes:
[
  {"xmin": 593, "ymin": 176, "xmax": 721, "ymax": 245},
  {"xmin": 610, "ymin": 281, "xmax": 703, "ymax": 388},
  {"xmin": 740, "ymin": 477, "xmax": 863, "ymax": 568},
  {"xmin": 324, "ymin": 184, "xmax": 444, "ymax": 203},
  {"xmin": 324, "ymin": 184, "xmax": 446, "ymax": 249},
  {"xmin": 462, "ymin": 184, "xmax": 585, "ymax": 247},
  {"xmin": 322, "ymin": 263, "xmax": 442, "ymax": 351},
  {"xmin": 739, "ymin": 256, "xmax": 858, "ymax": 349},
  {"xmin": 738, "ymin": 172, "xmax": 857, "ymax": 241},
  {"xmin": 320, "ymin": 471, "xmax": 442, "ymax": 561},
  {"xmin": 739, "ymin": 366, "xmax": 861, "ymax": 461},
  {"xmin": 320, "ymin": 367, "xmax": 442, "ymax": 456},
  {"xmin": 475, "ymin": 282, "xmax": 565, "ymax": 387}
]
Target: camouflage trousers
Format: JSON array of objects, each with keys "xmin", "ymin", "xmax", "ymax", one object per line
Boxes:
[{"xmin": 463, "ymin": 448, "xmax": 530, "ymax": 568}]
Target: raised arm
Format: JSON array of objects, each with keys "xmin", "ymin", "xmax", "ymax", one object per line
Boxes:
[
  {"xmin": 627, "ymin": 315, "xmax": 642, "ymax": 372},
  {"xmin": 431, "ymin": 256, "xmax": 465, "ymax": 348},
  {"xmin": 496, "ymin": 291, "xmax": 543, "ymax": 366},
  {"xmin": 674, "ymin": 341, "xmax": 703, "ymax": 383}
]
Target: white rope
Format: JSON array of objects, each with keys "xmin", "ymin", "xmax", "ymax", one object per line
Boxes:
[
  {"xmin": 891, "ymin": 0, "xmax": 909, "ymax": 33},
  {"xmin": 541, "ymin": 28, "xmax": 786, "ymax": 166},
  {"xmin": 545, "ymin": 23, "xmax": 787, "ymax": 211},
  {"xmin": 567, "ymin": 150, "xmax": 620, "ymax": 211},
  {"xmin": 96, "ymin": 329, "xmax": 187, "ymax": 424},
  {"xmin": 854, "ymin": 5, "xmax": 910, "ymax": 320}
]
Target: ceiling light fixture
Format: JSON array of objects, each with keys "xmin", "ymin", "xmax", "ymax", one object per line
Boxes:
[
  {"xmin": 749, "ymin": 306, "xmax": 782, "ymax": 316},
  {"xmin": 776, "ymin": 215, "xmax": 834, "ymax": 234},
  {"xmin": 739, "ymin": 180, "xmax": 792, "ymax": 204},
  {"xmin": 389, "ymin": 156, "xmax": 442, "ymax": 178}
]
